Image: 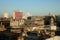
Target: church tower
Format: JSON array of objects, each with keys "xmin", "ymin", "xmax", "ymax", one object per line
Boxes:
[{"xmin": 50, "ymin": 17, "xmax": 54, "ymax": 26}]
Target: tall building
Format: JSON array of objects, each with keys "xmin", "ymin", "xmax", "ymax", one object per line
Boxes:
[
  {"xmin": 13, "ymin": 10, "xmax": 23, "ymax": 19},
  {"xmin": 50, "ymin": 17, "xmax": 54, "ymax": 26},
  {"xmin": 13, "ymin": 12, "xmax": 15, "ymax": 19},
  {"xmin": 4, "ymin": 12, "xmax": 9, "ymax": 18}
]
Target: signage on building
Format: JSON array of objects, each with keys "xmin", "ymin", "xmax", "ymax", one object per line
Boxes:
[
  {"xmin": 13, "ymin": 10, "xmax": 22, "ymax": 19},
  {"xmin": 15, "ymin": 12, "xmax": 22, "ymax": 18}
]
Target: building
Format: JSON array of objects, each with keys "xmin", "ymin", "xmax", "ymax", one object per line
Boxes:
[
  {"xmin": 56, "ymin": 15, "xmax": 60, "ymax": 27},
  {"xmin": 44, "ymin": 16, "xmax": 52, "ymax": 25},
  {"xmin": 32, "ymin": 16, "xmax": 45, "ymax": 26},
  {"xmin": 10, "ymin": 19, "xmax": 25, "ymax": 28},
  {"xmin": 23, "ymin": 12, "xmax": 32, "ymax": 19},
  {"xmin": 3, "ymin": 12, "xmax": 9, "ymax": 18},
  {"xmin": 46, "ymin": 36, "xmax": 60, "ymax": 40}
]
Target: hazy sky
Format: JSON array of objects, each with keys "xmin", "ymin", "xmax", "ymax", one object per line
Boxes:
[{"xmin": 0, "ymin": 0, "xmax": 60, "ymax": 17}]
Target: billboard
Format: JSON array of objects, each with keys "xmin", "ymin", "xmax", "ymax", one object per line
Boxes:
[{"xmin": 15, "ymin": 11, "xmax": 22, "ymax": 19}]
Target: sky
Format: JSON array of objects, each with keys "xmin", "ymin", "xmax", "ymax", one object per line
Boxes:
[{"xmin": 0, "ymin": 0, "xmax": 60, "ymax": 17}]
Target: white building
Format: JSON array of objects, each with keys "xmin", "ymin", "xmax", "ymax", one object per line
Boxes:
[
  {"xmin": 23, "ymin": 12, "xmax": 32, "ymax": 19},
  {"xmin": 10, "ymin": 19, "xmax": 25, "ymax": 28},
  {"xmin": 13, "ymin": 12, "xmax": 15, "ymax": 19},
  {"xmin": 4, "ymin": 12, "xmax": 9, "ymax": 18},
  {"xmin": 46, "ymin": 36, "xmax": 60, "ymax": 40}
]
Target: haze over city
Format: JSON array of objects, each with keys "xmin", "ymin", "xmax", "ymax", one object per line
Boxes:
[{"xmin": 0, "ymin": 0, "xmax": 60, "ymax": 17}]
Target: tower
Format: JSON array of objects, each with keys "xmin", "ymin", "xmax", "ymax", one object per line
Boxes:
[
  {"xmin": 50, "ymin": 17, "xmax": 56, "ymax": 30},
  {"xmin": 13, "ymin": 12, "xmax": 15, "ymax": 19},
  {"xmin": 50, "ymin": 17, "xmax": 54, "ymax": 26}
]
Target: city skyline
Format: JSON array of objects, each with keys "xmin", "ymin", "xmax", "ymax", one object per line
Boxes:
[{"xmin": 0, "ymin": 0, "xmax": 60, "ymax": 17}]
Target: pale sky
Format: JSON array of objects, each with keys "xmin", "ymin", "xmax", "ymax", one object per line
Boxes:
[{"xmin": 0, "ymin": 0, "xmax": 60, "ymax": 17}]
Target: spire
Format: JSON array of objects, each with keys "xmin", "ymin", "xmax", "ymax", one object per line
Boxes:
[{"xmin": 48, "ymin": 12, "xmax": 52, "ymax": 16}]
